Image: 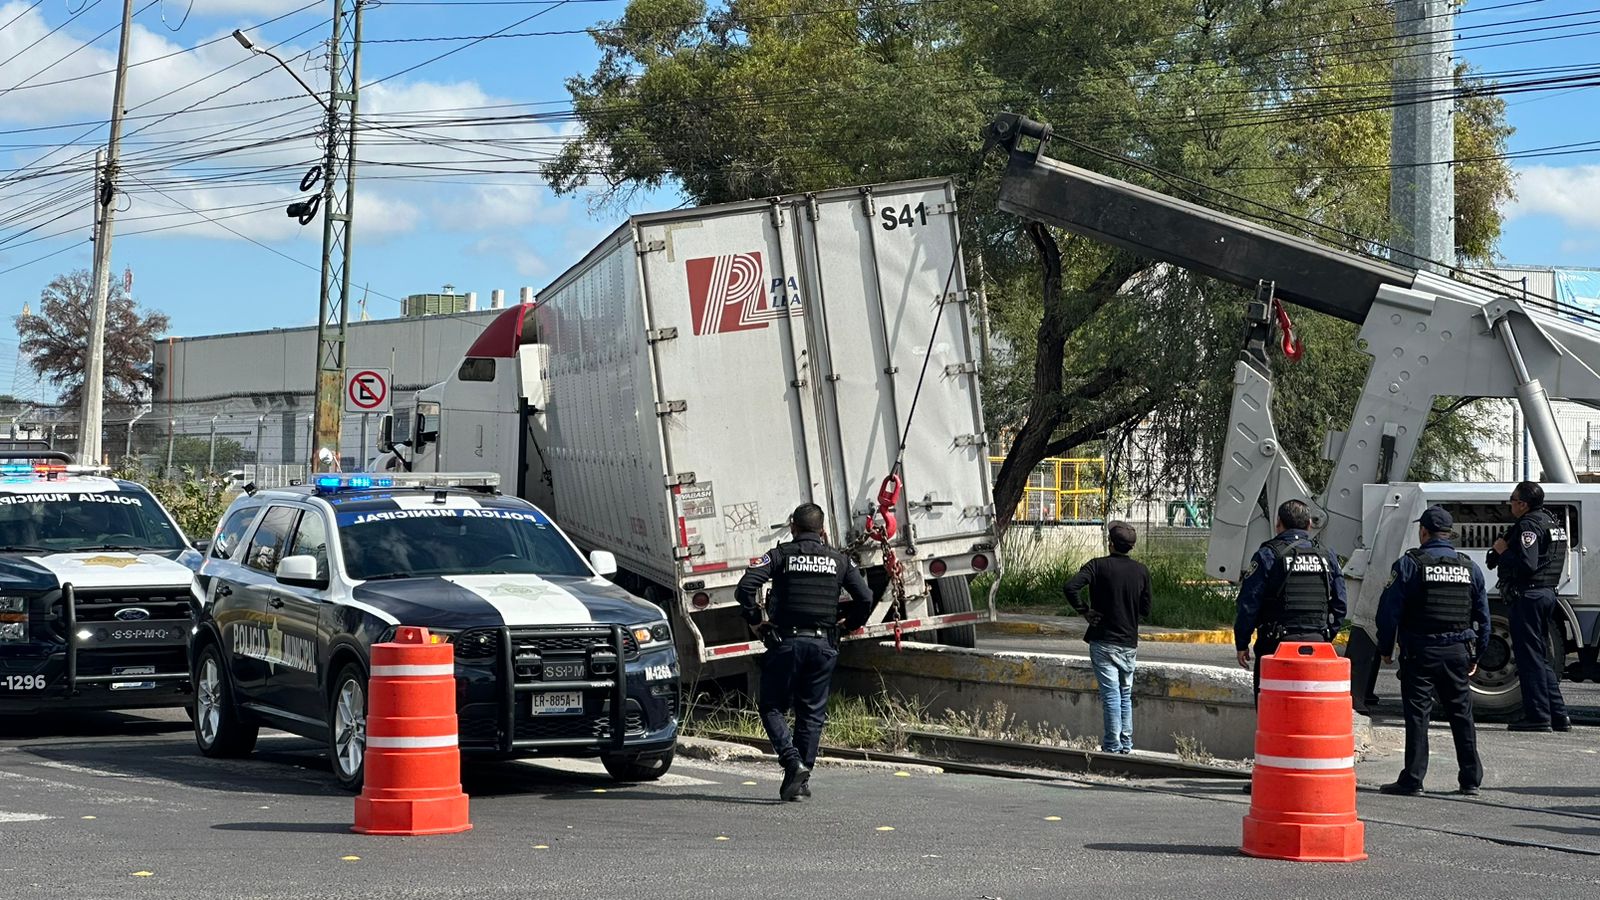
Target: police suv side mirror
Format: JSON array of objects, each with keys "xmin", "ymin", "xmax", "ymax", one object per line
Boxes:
[
  {"xmin": 376, "ymin": 414, "xmax": 395, "ymax": 453},
  {"xmin": 589, "ymin": 550, "xmax": 618, "ymax": 577},
  {"xmin": 192, "ymin": 539, "xmax": 211, "ymax": 555},
  {"xmin": 276, "ymin": 555, "xmax": 327, "ymax": 590}
]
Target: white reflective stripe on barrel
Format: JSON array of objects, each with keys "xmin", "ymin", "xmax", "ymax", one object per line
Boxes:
[
  {"xmin": 370, "ymin": 664, "xmax": 455, "ymax": 677},
  {"xmin": 1255, "ymin": 754, "xmax": 1354, "ymax": 770},
  {"xmin": 366, "ymin": 734, "xmax": 458, "ymax": 749},
  {"xmin": 1259, "ymin": 679, "xmax": 1346, "ymax": 693}
]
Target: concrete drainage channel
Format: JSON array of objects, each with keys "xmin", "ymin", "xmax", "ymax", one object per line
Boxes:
[{"xmin": 827, "ymin": 641, "xmax": 1372, "ymax": 768}]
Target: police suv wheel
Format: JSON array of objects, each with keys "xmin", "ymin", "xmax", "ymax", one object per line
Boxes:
[
  {"xmin": 601, "ymin": 747, "xmax": 674, "ymax": 782},
  {"xmin": 193, "ymin": 646, "xmax": 258, "ymax": 758},
  {"xmin": 328, "ymin": 664, "xmax": 368, "ymax": 792}
]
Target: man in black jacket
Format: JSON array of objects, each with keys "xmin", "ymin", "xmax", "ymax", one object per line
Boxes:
[
  {"xmin": 735, "ymin": 503, "xmax": 875, "ymax": 801},
  {"xmin": 1064, "ymin": 521, "xmax": 1152, "ymax": 754}
]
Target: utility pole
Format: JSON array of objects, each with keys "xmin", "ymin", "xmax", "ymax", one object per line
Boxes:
[
  {"xmin": 80, "ymin": 0, "xmax": 135, "ymax": 465},
  {"xmin": 1389, "ymin": 0, "xmax": 1455, "ymax": 275},
  {"xmin": 311, "ymin": 0, "xmax": 365, "ymax": 472}
]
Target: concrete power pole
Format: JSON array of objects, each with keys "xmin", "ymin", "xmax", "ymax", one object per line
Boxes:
[
  {"xmin": 310, "ymin": 0, "xmax": 366, "ymax": 472},
  {"xmin": 1389, "ymin": 0, "xmax": 1455, "ymax": 275},
  {"xmin": 79, "ymin": 0, "xmax": 136, "ymax": 465}
]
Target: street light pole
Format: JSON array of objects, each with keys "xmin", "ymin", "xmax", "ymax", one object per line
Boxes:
[
  {"xmin": 80, "ymin": 0, "xmax": 136, "ymax": 465},
  {"xmin": 233, "ymin": 2, "xmax": 364, "ymax": 473}
]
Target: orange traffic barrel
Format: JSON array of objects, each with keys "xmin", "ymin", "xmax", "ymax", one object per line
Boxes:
[
  {"xmin": 353, "ymin": 626, "xmax": 472, "ymax": 836},
  {"xmin": 1241, "ymin": 642, "xmax": 1365, "ymax": 862}
]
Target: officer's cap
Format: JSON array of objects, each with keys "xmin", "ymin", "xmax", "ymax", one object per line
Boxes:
[{"xmin": 1416, "ymin": 505, "xmax": 1453, "ymax": 533}]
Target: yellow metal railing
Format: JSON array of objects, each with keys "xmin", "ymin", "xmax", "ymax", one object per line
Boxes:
[{"xmin": 991, "ymin": 456, "xmax": 1106, "ymax": 523}]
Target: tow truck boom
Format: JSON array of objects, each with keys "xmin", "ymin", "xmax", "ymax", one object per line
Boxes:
[{"xmin": 986, "ymin": 113, "xmax": 1600, "ymax": 638}]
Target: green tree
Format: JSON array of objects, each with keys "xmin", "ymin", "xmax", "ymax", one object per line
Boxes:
[
  {"xmin": 550, "ymin": 0, "xmax": 1515, "ymax": 529},
  {"xmin": 13, "ymin": 269, "xmax": 169, "ymax": 415}
]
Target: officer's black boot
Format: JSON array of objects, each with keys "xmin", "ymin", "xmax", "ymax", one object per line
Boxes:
[
  {"xmin": 780, "ymin": 759, "xmax": 810, "ymax": 802},
  {"xmin": 1553, "ymin": 714, "xmax": 1572, "ymax": 732}
]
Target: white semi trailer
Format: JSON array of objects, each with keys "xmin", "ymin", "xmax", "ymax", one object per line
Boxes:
[{"xmin": 380, "ymin": 178, "xmax": 1000, "ymax": 682}]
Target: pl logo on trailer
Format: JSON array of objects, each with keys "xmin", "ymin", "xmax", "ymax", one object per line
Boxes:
[{"xmin": 685, "ymin": 251, "xmax": 800, "ymax": 335}]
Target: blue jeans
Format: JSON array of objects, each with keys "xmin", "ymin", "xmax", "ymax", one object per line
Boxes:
[{"xmin": 1089, "ymin": 641, "xmax": 1136, "ymax": 752}]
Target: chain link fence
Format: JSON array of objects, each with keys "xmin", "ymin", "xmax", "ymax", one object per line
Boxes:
[{"xmin": 0, "ymin": 394, "xmax": 389, "ymax": 484}]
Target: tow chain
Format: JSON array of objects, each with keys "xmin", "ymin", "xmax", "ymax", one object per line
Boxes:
[{"xmin": 854, "ymin": 473, "xmax": 908, "ymax": 650}]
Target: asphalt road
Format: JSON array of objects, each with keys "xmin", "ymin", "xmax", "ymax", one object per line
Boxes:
[{"xmin": 4, "ymin": 709, "xmax": 1600, "ymax": 899}]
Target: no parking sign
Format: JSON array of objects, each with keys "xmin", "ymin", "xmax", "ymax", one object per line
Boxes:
[{"xmin": 344, "ymin": 368, "xmax": 391, "ymax": 414}]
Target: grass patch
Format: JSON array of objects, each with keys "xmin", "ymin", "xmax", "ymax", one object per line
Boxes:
[
  {"xmin": 684, "ymin": 690, "xmax": 924, "ymax": 753},
  {"xmin": 973, "ymin": 532, "xmax": 1234, "ymax": 630}
]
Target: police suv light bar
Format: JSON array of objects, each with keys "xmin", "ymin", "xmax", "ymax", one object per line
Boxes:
[
  {"xmin": 0, "ymin": 462, "xmax": 111, "ymax": 480},
  {"xmin": 312, "ymin": 472, "xmax": 502, "ymax": 494}
]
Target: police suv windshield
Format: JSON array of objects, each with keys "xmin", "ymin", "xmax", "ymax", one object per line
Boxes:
[
  {"xmin": 337, "ymin": 504, "xmax": 592, "ymax": 580},
  {"xmin": 0, "ymin": 488, "xmax": 186, "ymax": 553}
]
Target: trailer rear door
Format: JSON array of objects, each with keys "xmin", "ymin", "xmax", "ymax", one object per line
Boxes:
[
  {"xmin": 800, "ymin": 181, "xmax": 993, "ymax": 548},
  {"xmin": 634, "ymin": 203, "xmax": 832, "ymax": 570}
]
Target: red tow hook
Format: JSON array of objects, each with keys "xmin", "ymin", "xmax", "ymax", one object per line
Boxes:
[{"xmin": 1273, "ymin": 297, "xmax": 1305, "ymax": 361}]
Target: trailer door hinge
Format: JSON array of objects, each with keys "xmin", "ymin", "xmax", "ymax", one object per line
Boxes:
[
  {"xmin": 962, "ymin": 505, "xmax": 994, "ymax": 518},
  {"xmin": 672, "ymin": 544, "xmax": 705, "ymax": 560},
  {"xmin": 665, "ymin": 472, "xmax": 697, "ymax": 488},
  {"xmin": 859, "ymin": 186, "xmax": 876, "ymax": 218},
  {"xmin": 934, "ymin": 201, "xmax": 958, "ymax": 215},
  {"xmin": 635, "ymin": 239, "xmax": 665, "ymax": 255},
  {"xmin": 944, "ymin": 361, "xmax": 978, "ymax": 376},
  {"xmin": 953, "ymin": 433, "xmax": 988, "ymax": 448},
  {"xmin": 941, "ymin": 288, "xmax": 978, "ymax": 304},
  {"xmin": 768, "ymin": 199, "xmax": 785, "ymax": 229},
  {"xmin": 655, "ymin": 400, "xmax": 687, "ymax": 415},
  {"xmin": 647, "ymin": 327, "xmax": 678, "ymax": 343},
  {"xmin": 806, "ymin": 195, "xmax": 821, "ymax": 221}
]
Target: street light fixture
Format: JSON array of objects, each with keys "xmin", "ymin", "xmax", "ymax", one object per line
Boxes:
[
  {"xmin": 232, "ymin": 29, "xmax": 329, "ymax": 112},
  {"xmin": 232, "ymin": 9, "xmax": 365, "ymax": 474}
]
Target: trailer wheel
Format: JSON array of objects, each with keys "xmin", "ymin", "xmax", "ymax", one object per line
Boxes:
[
  {"xmin": 1471, "ymin": 599, "xmax": 1566, "ymax": 721},
  {"xmin": 930, "ymin": 576, "xmax": 977, "ymax": 649}
]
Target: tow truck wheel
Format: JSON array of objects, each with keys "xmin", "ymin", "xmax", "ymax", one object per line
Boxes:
[
  {"xmin": 327, "ymin": 663, "xmax": 368, "ymax": 792},
  {"xmin": 1471, "ymin": 600, "xmax": 1566, "ymax": 721},
  {"xmin": 193, "ymin": 645, "xmax": 258, "ymax": 758},
  {"xmin": 601, "ymin": 747, "xmax": 674, "ymax": 782},
  {"xmin": 930, "ymin": 576, "xmax": 977, "ymax": 648}
]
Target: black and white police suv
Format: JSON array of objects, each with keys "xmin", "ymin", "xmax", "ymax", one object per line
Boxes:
[
  {"xmin": 190, "ymin": 471, "xmax": 681, "ymax": 790},
  {"xmin": 0, "ymin": 452, "xmax": 200, "ymax": 714}
]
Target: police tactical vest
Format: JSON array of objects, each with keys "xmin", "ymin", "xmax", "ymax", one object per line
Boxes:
[
  {"xmin": 1402, "ymin": 548, "xmax": 1473, "ymax": 636},
  {"xmin": 1267, "ymin": 537, "xmax": 1333, "ymax": 633},
  {"xmin": 769, "ymin": 538, "xmax": 845, "ymax": 629},
  {"xmin": 1529, "ymin": 509, "xmax": 1568, "ymax": 589}
]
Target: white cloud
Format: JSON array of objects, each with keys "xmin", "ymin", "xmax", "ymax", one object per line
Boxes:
[
  {"xmin": 0, "ymin": 3, "xmax": 581, "ymax": 254},
  {"xmin": 1504, "ymin": 165, "xmax": 1600, "ymax": 230},
  {"xmin": 466, "ymin": 236, "xmax": 548, "ymax": 278}
]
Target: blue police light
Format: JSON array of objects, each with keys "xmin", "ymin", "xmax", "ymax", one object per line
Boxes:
[
  {"xmin": 313, "ymin": 474, "xmax": 396, "ymax": 494},
  {"xmin": 0, "ymin": 464, "xmax": 32, "ymax": 475}
]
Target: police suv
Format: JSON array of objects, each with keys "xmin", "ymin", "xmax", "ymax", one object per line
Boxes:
[
  {"xmin": 0, "ymin": 452, "xmax": 199, "ymax": 714},
  {"xmin": 190, "ymin": 472, "xmax": 680, "ymax": 790}
]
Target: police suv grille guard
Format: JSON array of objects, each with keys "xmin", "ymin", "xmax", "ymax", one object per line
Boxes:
[
  {"xmin": 62, "ymin": 584, "xmax": 191, "ymax": 695},
  {"xmin": 495, "ymin": 624, "xmax": 628, "ymax": 753}
]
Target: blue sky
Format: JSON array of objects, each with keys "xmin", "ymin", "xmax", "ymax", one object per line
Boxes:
[{"xmin": 0, "ymin": 0, "xmax": 1596, "ymax": 400}]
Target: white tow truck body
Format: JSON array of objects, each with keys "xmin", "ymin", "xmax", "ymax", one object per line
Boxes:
[
  {"xmin": 384, "ymin": 178, "xmax": 1000, "ymax": 679},
  {"xmin": 985, "ymin": 113, "xmax": 1600, "ymax": 714}
]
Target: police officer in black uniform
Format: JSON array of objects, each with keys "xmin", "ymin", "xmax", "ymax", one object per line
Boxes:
[
  {"xmin": 1375, "ymin": 506, "xmax": 1489, "ymax": 797},
  {"xmin": 735, "ymin": 503, "xmax": 874, "ymax": 801},
  {"xmin": 1233, "ymin": 499, "xmax": 1348, "ymax": 697},
  {"xmin": 1487, "ymin": 481, "xmax": 1571, "ymax": 732}
]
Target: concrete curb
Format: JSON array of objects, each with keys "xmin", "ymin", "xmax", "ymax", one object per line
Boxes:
[
  {"xmin": 685, "ymin": 732, "xmax": 944, "ymax": 774},
  {"xmin": 983, "ymin": 618, "xmax": 1353, "ymax": 647}
]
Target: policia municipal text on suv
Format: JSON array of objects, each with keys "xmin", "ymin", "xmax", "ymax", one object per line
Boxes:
[
  {"xmin": 1233, "ymin": 499, "xmax": 1348, "ymax": 696},
  {"xmin": 736, "ymin": 503, "xmax": 874, "ymax": 802},
  {"xmin": 1487, "ymin": 480, "xmax": 1571, "ymax": 732},
  {"xmin": 1376, "ymin": 506, "xmax": 1489, "ymax": 797}
]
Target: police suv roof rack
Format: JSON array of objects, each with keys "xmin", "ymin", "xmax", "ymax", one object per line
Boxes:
[
  {"xmin": 0, "ymin": 449, "xmax": 72, "ymax": 463},
  {"xmin": 311, "ymin": 471, "xmax": 502, "ymax": 495}
]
